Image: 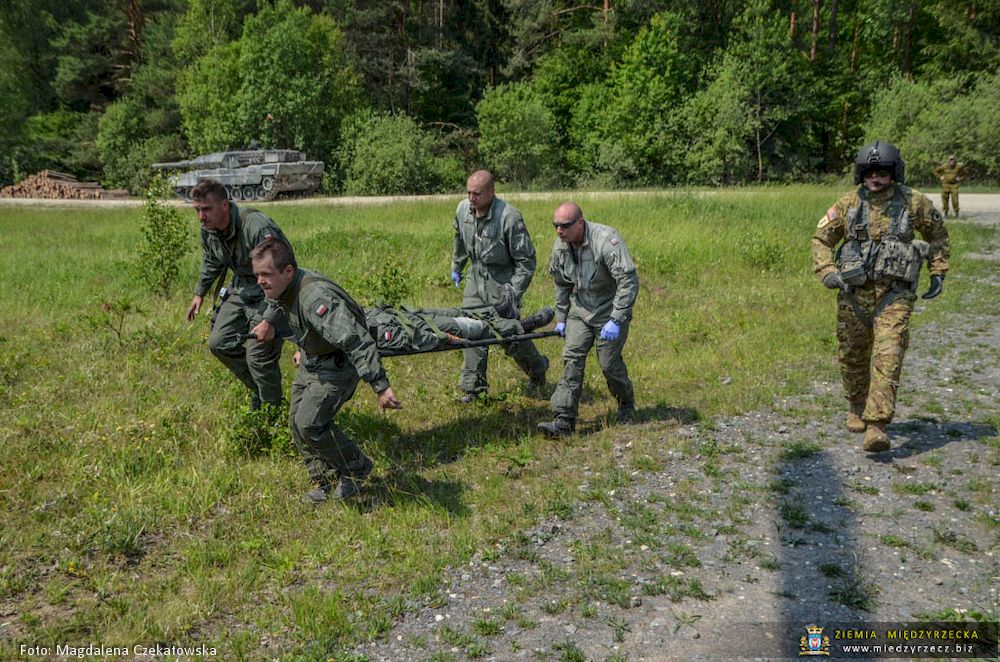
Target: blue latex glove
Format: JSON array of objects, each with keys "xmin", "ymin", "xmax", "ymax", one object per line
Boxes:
[
  {"xmin": 599, "ymin": 319, "xmax": 621, "ymax": 341},
  {"xmin": 451, "ymin": 270, "xmax": 462, "ymax": 288},
  {"xmin": 554, "ymin": 321, "xmax": 566, "ymax": 337}
]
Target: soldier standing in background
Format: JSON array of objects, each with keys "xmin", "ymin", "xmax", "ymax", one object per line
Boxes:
[
  {"xmin": 450, "ymin": 170, "xmax": 549, "ymax": 401},
  {"xmin": 184, "ymin": 179, "xmax": 292, "ymax": 410},
  {"xmin": 251, "ymin": 237, "xmax": 402, "ymax": 503},
  {"xmin": 812, "ymin": 142, "xmax": 950, "ymax": 453},
  {"xmin": 537, "ymin": 202, "xmax": 639, "ymax": 437},
  {"xmin": 933, "ymin": 155, "xmax": 966, "ymax": 218}
]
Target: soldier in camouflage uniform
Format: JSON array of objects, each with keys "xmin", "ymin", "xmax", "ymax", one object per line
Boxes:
[
  {"xmin": 537, "ymin": 202, "xmax": 639, "ymax": 437},
  {"xmin": 812, "ymin": 142, "xmax": 949, "ymax": 453},
  {"xmin": 933, "ymin": 155, "xmax": 966, "ymax": 218},
  {"xmin": 185, "ymin": 179, "xmax": 292, "ymax": 409},
  {"xmin": 451, "ymin": 170, "xmax": 549, "ymax": 401},
  {"xmin": 251, "ymin": 238, "xmax": 401, "ymax": 503}
]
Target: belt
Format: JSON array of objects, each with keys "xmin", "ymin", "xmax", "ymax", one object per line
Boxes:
[{"xmin": 304, "ymin": 350, "xmax": 346, "ymax": 370}]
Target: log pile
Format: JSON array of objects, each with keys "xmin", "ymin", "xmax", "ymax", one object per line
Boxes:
[{"xmin": 0, "ymin": 171, "xmax": 129, "ymax": 200}]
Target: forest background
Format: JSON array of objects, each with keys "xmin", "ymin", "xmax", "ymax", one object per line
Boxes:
[{"xmin": 1, "ymin": 0, "xmax": 998, "ymax": 195}]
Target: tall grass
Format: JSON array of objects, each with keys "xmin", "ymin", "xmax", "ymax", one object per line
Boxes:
[{"xmin": 0, "ymin": 187, "xmax": 989, "ymax": 655}]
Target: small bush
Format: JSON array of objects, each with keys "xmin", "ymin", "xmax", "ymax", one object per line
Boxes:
[
  {"xmin": 224, "ymin": 402, "xmax": 293, "ymax": 458},
  {"xmin": 133, "ymin": 174, "xmax": 190, "ymax": 297},
  {"xmin": 364, "ymin": 257, "xmax": 414, "ymax": 307}
]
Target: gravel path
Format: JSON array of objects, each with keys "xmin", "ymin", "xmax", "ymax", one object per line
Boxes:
[
  {"xmin": 2, "ymin": 191, "xmax": 999, "ymax": 212},
  {"xmin": 351, "ymin": 214, "xmax": 999, "ymax": 661}
]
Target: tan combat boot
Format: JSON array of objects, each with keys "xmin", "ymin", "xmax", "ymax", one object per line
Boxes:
[
  {"xmin": 862, "ymin": 422, "xmax": 890, "ymax": 453},
  {"xmin": 846, "ymin": 401, "xmax": 866, "ymax": 433}
]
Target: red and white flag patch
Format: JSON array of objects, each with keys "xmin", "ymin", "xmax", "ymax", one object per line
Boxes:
[{"xmin": 315, "ymin": 304, "xmax": 328, "ymax": 316}]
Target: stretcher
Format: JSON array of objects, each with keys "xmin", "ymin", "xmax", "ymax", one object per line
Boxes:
[{"xmin": 236, "ymin": 329, "xmax": 561, "ymax": 358}]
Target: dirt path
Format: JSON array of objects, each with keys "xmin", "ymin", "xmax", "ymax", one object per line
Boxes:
[
  {"xmin": 351, "ymin": 215, "xmax": 1000, "ymax": 660},
  {"xmin": 3, "ymin": 191, "xmax": 1000, "ymax": 213}
]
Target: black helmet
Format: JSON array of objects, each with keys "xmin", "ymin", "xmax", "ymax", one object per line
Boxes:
[{"xmin": 854, "ymin": 141, "xmax": 905, "ymax": 184}]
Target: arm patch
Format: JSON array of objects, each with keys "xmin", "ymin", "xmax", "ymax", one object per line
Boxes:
[{"xmin": 316, "ymin": 304, "xmax": 328, "ymax": 317}]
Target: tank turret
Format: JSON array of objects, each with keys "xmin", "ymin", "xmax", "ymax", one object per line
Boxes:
[{"xmin": 153, "ymin": 149, "xmax": 325, "ymax": 201}]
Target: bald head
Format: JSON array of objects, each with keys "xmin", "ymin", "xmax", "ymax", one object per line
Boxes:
[
  {"xmin": 554, "ymin": 202, "xmax": 582, "ymax": 224},
  {"xmin": 466, "ymin": 170, "xmax": 496, "ymax": 217},
  {"xmin": 553, "ymin": 201, "xmax": 586, "ymax": 245}
]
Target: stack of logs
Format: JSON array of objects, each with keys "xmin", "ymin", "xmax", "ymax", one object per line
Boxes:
[{"xmin": 0, "ymin": 171, "xmax": 129, "ymax": 200}]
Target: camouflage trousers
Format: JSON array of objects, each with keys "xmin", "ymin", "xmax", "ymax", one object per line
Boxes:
[
  {"xmin": 836, "ymin": 283, "xmax": 915, "ymax": 424},
  {"xmin": 940, "ymin": 187, "xmax": 959, "ymax": 216},
  {"xmin": 550, "ymin": 316, "xmax": 634, "ymax": 421},
  {"xmin": 209, "ymin": 291, "xmax": 284, "ymax": 405},
  {"xmin": 460, "ymin": 292, "xmax": 547, "ymax": 395},
  {"xmin": 289, "ymin": 357, "xmax": 369, "ymax": 487}
]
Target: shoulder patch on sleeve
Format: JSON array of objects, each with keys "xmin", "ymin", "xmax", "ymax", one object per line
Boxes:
[
  {"xmin": 931, "ymin": 208, "xmax": 943, "ymax": 223},
  {"xmin": 516, "ymin": 220, "xmax": 525, "ymax": 231},
  {"xmin": 816, "ymin": 215, "xmax": 830, "ymax": 230},
  {"xmin": 610, "ymin": 237, "xmax": 619, "ymax": 246},
  {"xmin": 264, "ymin": 232, "xmax": 273, "ymax": 240},
  {"xmin": 315, "ymin": 304, "xmax": 328, "ymax": 317}
]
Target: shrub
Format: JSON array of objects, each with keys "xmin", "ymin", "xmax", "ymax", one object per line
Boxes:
[
  {"xmin": 133, "ymin": 174, "xmax": 190, "ymax": 297},
  {"xmin": 339, "ymin": 110, "xmax": 462, "ymax": 195},
  {"xmin": 475, "ymin": 82, "xmax": 558, "ymax": 187}
]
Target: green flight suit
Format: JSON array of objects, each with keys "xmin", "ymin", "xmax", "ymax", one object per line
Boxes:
[
  {"xmin": 273, "ymin": 269, "xmax": 390, "ymax": 487},
  {"xmin": 932, "ymin": 161, "xmax": 965, "ymax": 216},
  {"xmin": 548, "ymin": 221, "xmax": 639, "ymax": 422},
  {"xmin": 811, "ymin": 184, "xmax": 949, "ymax": 424},
  {"xmin": 196, "ymin": 203, "xmax": 292, "ymax": 404},
  {"xmin": 452, "ymin": 197, "xmax": 547, "ymax": 394},
  {"xmin": 364, "ymin": 305, "xmax": 524, "ymax": 354}
]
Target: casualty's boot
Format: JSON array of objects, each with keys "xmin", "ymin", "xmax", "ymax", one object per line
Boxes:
[
  {"xmin": 537, "ymin": 416, "xmax": 575, "ymax": 438},
  {"xmin": 846, "ymin": 401, "xmax": 866, "ymax": 433},
  {"xmin": 520, "ymin": 307, "xmax": 555, "ymax": 332},
  {"xmin": 331, "ymin": 455, "xmax": 374, "ymax": 500},
  {"xmin": 862, "ymin": 422, "xmax": 890, "ymax": 453},
  {"xmin": 617, "ymin": 402, "xmax": 637, "ymax": 424}
]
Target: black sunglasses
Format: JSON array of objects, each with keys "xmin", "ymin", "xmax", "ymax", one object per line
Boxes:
[{"xmin": 553, "ymin": 217, "xmax": 579, "ymax": 230}]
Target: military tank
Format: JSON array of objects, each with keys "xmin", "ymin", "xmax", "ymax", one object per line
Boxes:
[{"xmin": 152, "ymin": 149, "xmax": 324, "ymax": 202}]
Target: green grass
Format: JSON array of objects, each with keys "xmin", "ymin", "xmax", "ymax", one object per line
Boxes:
[{"xmin": 0, "ymin": 188, "xmax": 994, "ymax": 655}]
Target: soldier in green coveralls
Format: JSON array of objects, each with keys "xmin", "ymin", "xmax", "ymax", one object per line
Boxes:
[
  {"xmin": 250, "ymin": 237, "xmax": 402, "ymax": 503},
  {"xmin": 537, "ymin": 202, "xmax": 639, "ymax": 437},
  {"xmin": 932, "ymin": 155, "xmax": 966, "ymax": 218},
  {"xmin": 451, "ymin": 170, "xmax": 549, "ymax": 401},
  {"xmin": 184, "ymin": 179, "xmax": 292, "ymax": 410},
  {"xmin": 812, "ymin": 142, "xmax": 949, "ymax": 453}
]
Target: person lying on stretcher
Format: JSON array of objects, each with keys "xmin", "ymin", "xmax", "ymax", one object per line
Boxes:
[{"xmin": 365, "ymin": 304, "xmax": 555, "ymax": 354}]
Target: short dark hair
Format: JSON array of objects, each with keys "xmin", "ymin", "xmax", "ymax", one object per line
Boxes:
[
  {"xmin": 191, "ymin": 179, "xmax": 228, "ymax": 202},
  {"xmin": 251, "ymin": 236, "xmax": 297, "ymax": 271}
]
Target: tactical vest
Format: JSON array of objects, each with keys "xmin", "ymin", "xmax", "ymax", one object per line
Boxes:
[
  {"xmin": 837, "ymin": 186, "xmax": 923, "ymax": 287},
  {"xmin": 363, "ymin": 306, "xmax": 445, "ymax": 353}
]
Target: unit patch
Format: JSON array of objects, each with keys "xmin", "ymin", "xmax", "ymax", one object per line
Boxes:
[{"xmin": 316, "ymin": 304, "xmax": 328, "ymax": 316}]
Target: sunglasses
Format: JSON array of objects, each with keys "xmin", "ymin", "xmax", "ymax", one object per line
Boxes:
[{"xmin": 553, "ymin": 218, "xmax": 579, "ymax": 230}]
